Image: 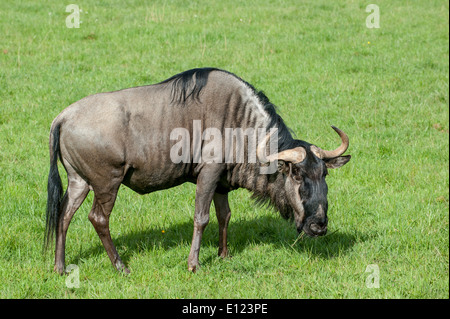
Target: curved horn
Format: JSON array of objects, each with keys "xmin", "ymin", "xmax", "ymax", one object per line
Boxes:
[
  {"xmin": 257, "ymin": 131, "xmax": 306, "ymax": 164},
  {"xmin": 311, "ymin": 125, "xmax": 349, "ymax": 159},
  {"xmin": 267, "ymin": 148, "xmax": 307, "ymax": 164}
]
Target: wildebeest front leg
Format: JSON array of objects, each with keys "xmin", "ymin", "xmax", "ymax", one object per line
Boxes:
[
  {"xmin": 213, "ymin": 192, "xmax": 231, "ymax": 258},
  {"xmin": 187, "ymin": 166, "xmax": 223, "ymax": 272},
  {"xmin": 187, "ymin": 190, "xmax": 214, "ymax": 272}
]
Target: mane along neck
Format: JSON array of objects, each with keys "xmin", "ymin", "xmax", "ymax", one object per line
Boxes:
[
  {"xmin": 235, "ymin": 75, "xmax": 296, "ymax": 151},
  {"xmin": 161, "ymin": 67, "xmax": 295, "ymax": 152},
  {"xmin": 225, "ymin": 71, "xmax": 296, "ymax": 219}
]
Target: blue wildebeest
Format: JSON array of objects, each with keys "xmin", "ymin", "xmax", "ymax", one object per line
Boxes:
[{"xmin": 45, "ymin": 68, "xmax": 351, "ymax": 274}]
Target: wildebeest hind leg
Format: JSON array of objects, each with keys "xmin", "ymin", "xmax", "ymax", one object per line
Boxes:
[
  {"xmin": 54, "ymin": 165, "xmax": 90, "ymax": 274},
  {"xmin": 88, "ymin": 185, "xmax": 129, "ymax": 274}
]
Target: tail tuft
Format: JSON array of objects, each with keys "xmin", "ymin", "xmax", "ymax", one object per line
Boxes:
[{"xmin": 44, "ymin": 123, "xmax": 63, "ymax": 252}]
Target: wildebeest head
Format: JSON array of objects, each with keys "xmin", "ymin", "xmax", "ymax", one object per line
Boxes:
[{"xmin": 258, "ymin": 126, "xmax": 351, "ymax": 237}]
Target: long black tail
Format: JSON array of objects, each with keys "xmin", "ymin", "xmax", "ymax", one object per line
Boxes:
[{"xmin": 44, "ymin": 122, "xmax": 63, "ymax": 251}]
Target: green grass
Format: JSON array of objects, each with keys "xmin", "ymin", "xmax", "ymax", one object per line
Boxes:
[{"xmin": 0, "ymin": 0, "xmax": 448, "ymax": 298}]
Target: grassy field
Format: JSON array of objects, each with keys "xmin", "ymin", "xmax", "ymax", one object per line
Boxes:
[{"xmin": 0, "ymin": 0, "xmax": 448, "ymax": 299}]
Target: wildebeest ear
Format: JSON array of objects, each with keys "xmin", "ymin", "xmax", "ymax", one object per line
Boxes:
[
  {"xmin": 324, "ymin": 155, "xmax": 351, "ymax": 169},
  {"xmin": 277, "ymin": 160, "xmax": 290, "ymax": 174}
]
